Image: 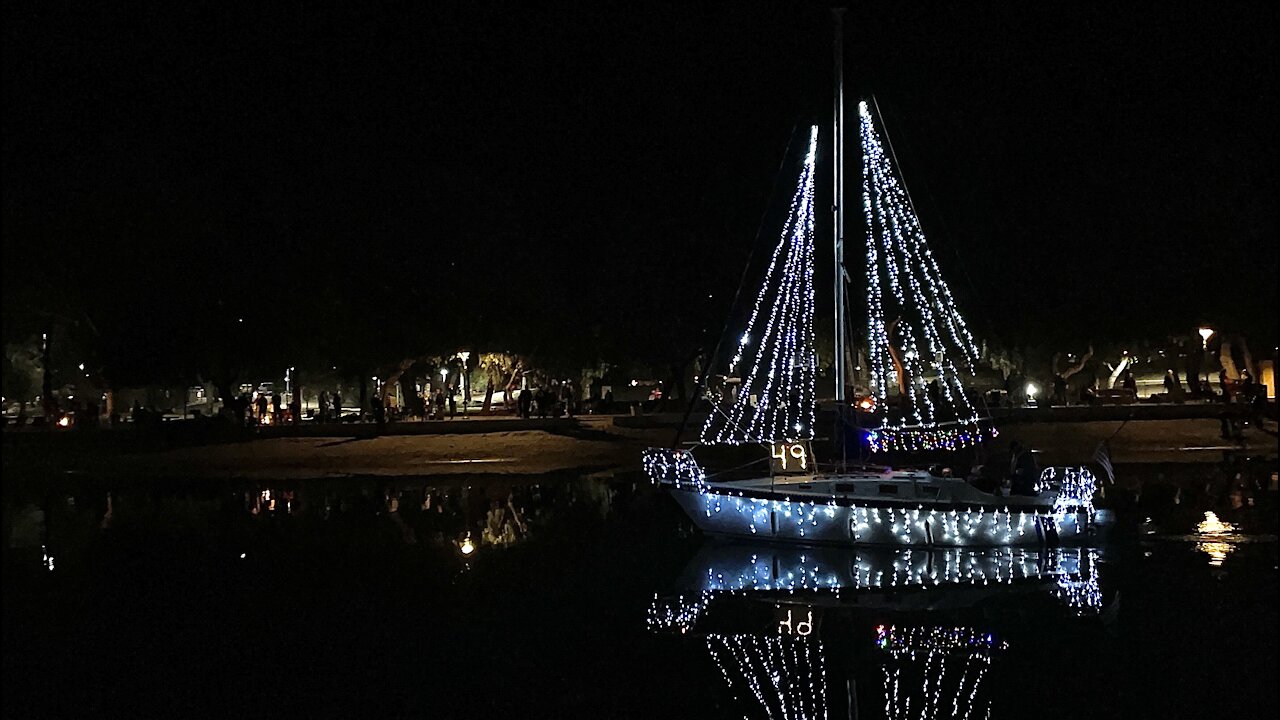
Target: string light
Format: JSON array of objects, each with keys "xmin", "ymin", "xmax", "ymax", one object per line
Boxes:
[
  {"xmin": 646, "ymin": 546, "xmax": 1105, "ymax": 635},
  {"xmin": 642, "ymin": 448, "xmax": 709, "ymax": 493},
  {"xmin": 859, "ymin": 101, "xmax": 988, "ymax": 451},
  {"xmin": 647, "ymin": 453, "xmax": 1095, "ymax": 546},
  {"xmin": 1035, "ymin": 466, "xmax": 1099, "ymax": 517},
  {"xmin": 876, "ymin": 625, "xmax": 1005, "ymax": 720},
  {"xmin": 702, "ymin": 126, "xmax": 819, "ymax": 446},
  {"xmin": 706, "ymin": 634, "xmax": 827, "ymax": 720}
]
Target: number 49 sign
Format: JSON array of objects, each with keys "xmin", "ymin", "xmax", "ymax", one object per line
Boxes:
[{"xmin": 768, "ymin": 441, "xmax": 812, "ymax": 474}]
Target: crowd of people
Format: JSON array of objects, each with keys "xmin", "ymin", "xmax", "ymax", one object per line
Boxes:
[
  {"xmin": 223, "ymin": 378, "xmax": 589, "ymax": 429},
  {"xmin": 515, "ymin": 381, "xmax": 580, "ymax": 419}
]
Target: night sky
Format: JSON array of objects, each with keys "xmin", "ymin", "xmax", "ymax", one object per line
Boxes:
[{"xmin": 4, "ymin": 2, "xmax": 1276, "ymax": 383}]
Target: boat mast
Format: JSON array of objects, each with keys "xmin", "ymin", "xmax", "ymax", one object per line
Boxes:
[{"xmin": 832, "ymin": 8, "xmax": 847, "ymax": 407}]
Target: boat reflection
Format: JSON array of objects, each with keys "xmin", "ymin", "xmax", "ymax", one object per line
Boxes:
[
  {"xmin": 876, "ymin": 625, "xmax": 1006, "ymax": 720},
  {"xmin": 649, "ymin": 543, "xmax": 1103, "ymax": 634},
  {"xmin": 648, "ymin": 543, "xmax": 1107, "ymax": 719},
  {"xmin": 705, "ymin": 633, "xmax": 829, "ymax": 720}
]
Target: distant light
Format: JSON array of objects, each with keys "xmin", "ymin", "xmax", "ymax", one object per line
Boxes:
[
  {"xmin": 1025, "ymin": 383, "xmax": 1039, "ymax": 398},
  {"xmin": 1196, "ymin": 511, "xmax": 1235, "ymax": 567},
  {"xmin": 1197, "ymin": 510, "xmax": 1233, "ymax": 535},
  {"xmin": 78, "ymin": 363, "xmax": 85, "ymax": 371},
  {"xmin": 1198, "ymin": 327, "xmax": 1215, "ymax": 348},
  {"xmin": 238, "ymin": 318, "xmax": 244, "ymax": 323},
  {"xmin": 240, "ymin": 553, "xmax": 246, "ymax": 559},
  {"xmin": 57, "ymin": 416, "xmax": 71, "ymax": 427},
  {"xmin": 459, "ymin": 537, "xmax": 476, "ymax": 556}
]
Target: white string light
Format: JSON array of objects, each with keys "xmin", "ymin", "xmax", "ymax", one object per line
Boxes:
[
  {"xmin": 702, "ymin": 126, "xmax": 819, "ymax": 446},
  {"xmin": 706, "ymin": 634, "xmax": 828, "ymax": 720},
  {"xmin": 876, "ymin": 625, "xmax": 1005, "ymax": 720},
  {"xmin": 859, "ymin": 101, "xmax": 990, "ymax": 452}
]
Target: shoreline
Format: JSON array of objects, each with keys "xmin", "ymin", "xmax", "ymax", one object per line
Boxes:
[{"xmin": 3, "ymin": 414, "xmax": 1274, "ymax": 483}]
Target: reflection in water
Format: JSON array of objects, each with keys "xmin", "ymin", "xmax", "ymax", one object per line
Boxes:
[
  {"xmin": 1196, "ymin": 511, "xmax": 1237, "ymax": 567},
  {"xmin": 20, "ymin": 475, "xmax": 632, "ymax": 581},
  {"xmin": 650, "ymin": 544, "xmax": 1107, "ymax": 719},
  {"xmin": 648, "ymin": 545, "xmax": 1103, "ymax": 634},
  {"xmin": 1055, "ymin": 549, "xmax": 1102, "ymax": 614},
  {"xmin": 876, "ymin": 626, "xmax": 1006, "ymax": 720},
  {"xmin": 706, "ymin": 634, "xmax": 827, "ymax": 720},
  {"xmin": 230, "ymin": 479, "xmax": 615, "ymax": 554}
]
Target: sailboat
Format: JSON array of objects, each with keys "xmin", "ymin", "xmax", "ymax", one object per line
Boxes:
[{"xmin": 643, "ymin": 19, "xmax": 1106, "ymax": 547}]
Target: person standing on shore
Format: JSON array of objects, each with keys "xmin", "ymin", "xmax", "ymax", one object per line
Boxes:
[
  {"xmin": 561, "ymin": 381, "xmax": 575, "ymax": 418},
  {"xmin": 1052, "ymin": 374, "xmax": 1068, "ymax": 406},
  {"xmin": 318, "ymin": 391, "xmax": 329, "ymax": 423},
  {"xmin": 333, "ymin": 391, "xmax": 343, "ymax": 421},
  {"xmin": 518, "ymin": 386, "xmax": 533, "ymax": 419},
  {"xmin": 1122, "ymin": 370, "xmax": 1137, "ymax": 397}
]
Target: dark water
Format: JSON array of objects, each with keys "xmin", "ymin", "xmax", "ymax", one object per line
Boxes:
[{"xmin": 3, "ymin": 470, "xmax": 1276, "ymax": 719}]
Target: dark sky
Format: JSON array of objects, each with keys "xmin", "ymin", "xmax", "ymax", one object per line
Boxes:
[{"xmin": 4, "ymin": 2, "xmax": 1276, "ymax": 381}]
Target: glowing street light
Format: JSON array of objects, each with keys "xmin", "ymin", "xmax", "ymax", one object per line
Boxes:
[
  {"xmin": 1198, "ymin": 327, "xmax": 1215, "ymax": 349},
  {"xmin": 456, "ymin": 351, "xmax": 471, "ymax": 414},
  {"xmin": 1197, "ymin": 327, "xmax": 1216, "ymax": 393}
]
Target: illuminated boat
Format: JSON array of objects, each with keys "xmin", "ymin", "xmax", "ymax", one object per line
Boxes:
[
  {"xmin": 643, "ymin": 24, "xmax": 1111, "ymax": 547},
  {"xmin": 646, "ymin": 448, "xmax": 1104, "ymax": 546}
]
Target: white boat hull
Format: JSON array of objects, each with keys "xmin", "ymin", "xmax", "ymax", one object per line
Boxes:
[
  {"xmin": 644, "ymin": 448, "xmax": 1103, "ymax": 548},
  {"xmin": 669, "ymin": 485, "xmax": 1092, "ymax": 547}
]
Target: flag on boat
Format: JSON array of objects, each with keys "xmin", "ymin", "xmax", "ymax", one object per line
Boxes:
[{"xmin": 1093, "ymin": 440, "xmax": 1115, "ymax": 485}]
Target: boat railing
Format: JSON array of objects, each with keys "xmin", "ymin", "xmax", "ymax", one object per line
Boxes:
[{"xmin": 642, "ymin": 447, "xmax": 708, "ymax": 491}]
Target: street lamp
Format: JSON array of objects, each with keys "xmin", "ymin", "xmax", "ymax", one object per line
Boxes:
[
  {"xmin": 1198, "ymin": 327, "xmax": 1215, "ymax": 394},
  {"xmin": 457, "ymin": 351, "xmax": 471, "ymax": 414},
  {"xmin": 1198, "ymin": 327, "xmax": 1215, "ymax": 349}
]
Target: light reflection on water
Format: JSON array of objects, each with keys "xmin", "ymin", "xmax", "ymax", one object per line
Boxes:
[
  {"xmin": 1196, "ymin": 511, "xmax": 1239, "ymax": 567},
  {"xmin": 3, "ymin": 468, "xmax": 1277, "ymax": 718},
  {"xmin": 647, "ymin": 543, "xmax": 1109, "ymax": 718}
]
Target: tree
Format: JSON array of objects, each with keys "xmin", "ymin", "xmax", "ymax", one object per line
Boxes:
[
  {"xmin": 3, "ymin": 337, "xmax": 42, "ymax": 415},
  {"xmin": 1052, "ymin": 344, "xmax": 1094, "ymax": 381}
]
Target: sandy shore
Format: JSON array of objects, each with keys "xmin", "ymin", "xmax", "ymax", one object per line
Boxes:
[
  {"xmin": 3, "ymin": 416, "xmax": 1273, "ymax": 481},
  {"xmin": 53, "ymin": 426, "xmax": 672, "ymax": 480}
]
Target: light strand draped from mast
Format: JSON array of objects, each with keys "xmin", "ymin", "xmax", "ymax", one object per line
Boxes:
[
  {"xmin": 701, "ymin": 126, "xmax": 819, "ymax": 446},
  {"xmin": 859, "ymin": 101, "xmax": 992, "ymax": 453}
]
